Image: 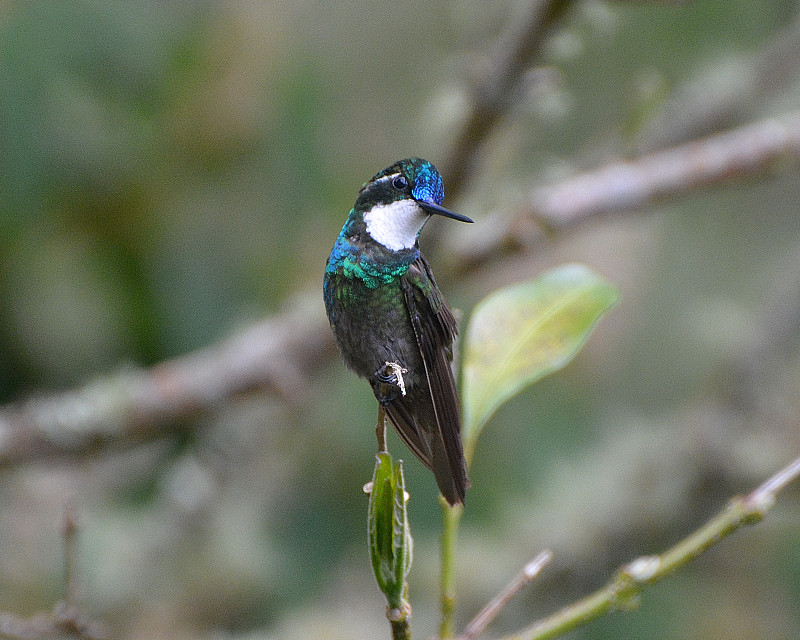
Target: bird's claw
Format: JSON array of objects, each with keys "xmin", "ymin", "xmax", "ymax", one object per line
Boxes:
[{"xmin": 373, "ymin": 361, "xmax": 408, "ymax": 403}]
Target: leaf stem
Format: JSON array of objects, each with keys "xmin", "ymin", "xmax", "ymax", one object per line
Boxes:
[
  {"xmin": 388, "ymin": 602, "xmax": 412, "ymax": 640},
  {"xmin": 376, "ymin": 405, "xmax": 388, "ymax": 453},
  {"xmin": 439, "ymin": 499, "xmax": 464, "ymax": 639}
]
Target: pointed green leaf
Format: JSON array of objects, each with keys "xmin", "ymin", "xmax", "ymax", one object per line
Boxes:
[
  {"xmin": 460, "ymin": 264, "xmax": 619, "ymax": 463},
  {"xmin": 367, "ymin": 452, "xmax": 413, "ymax": 609},
  {"xmin": 392, "ymin": 461, "xmax": 413, "ymax": 588}
]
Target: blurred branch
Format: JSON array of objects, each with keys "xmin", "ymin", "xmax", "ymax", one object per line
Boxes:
[
  {"xmin": 0, "ymin": 609, "xmax": 107, "ymax": 640},
  {"xmin": 1, "ymin": 111, "xmax": 799, "ymax": 467},
  {"xmin": 458, "ymin": 110, "xmax": 800, "ymax": 266},
  {"xmin": 0, "ymin": 293, "xmax": 333, "ymax": 467},
  {"xmin": 636, "ymin": 10, "xmax": 800, "ymax": 152},
  {"xmin": 442, "ymin": 0, "xmax": 575, "ymax": 199},
  {"xmin": 534, "ymin": 111, "xmax": 800, "ymax": 225},
  {"xmin": 503, "ymin": 455, "xmax": 800, "ymax": 640},
  {"xmin": 62, "ymin": 507, "xmax": 80, "ymax": 612},
  {"xmin": 0, "ymin": 508, "xmax": 109, "ymax": 640}
]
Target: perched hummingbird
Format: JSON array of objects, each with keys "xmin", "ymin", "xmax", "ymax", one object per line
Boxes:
[{"xmin": 323, "ymin": 158, "xmax": 472, "ymax": 505}]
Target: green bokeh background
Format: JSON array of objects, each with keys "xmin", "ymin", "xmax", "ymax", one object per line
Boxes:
[{"xmin": 1, "ymin": 1, "xmax": 799, "ymax": 639}]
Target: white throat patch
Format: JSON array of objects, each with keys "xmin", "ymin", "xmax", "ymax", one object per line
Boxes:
[{"xmin": 363, "ymin": 199, "xmax": 429, "ymax": 251}]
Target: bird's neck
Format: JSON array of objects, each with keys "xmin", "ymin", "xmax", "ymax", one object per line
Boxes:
[
  {"xmin": 327, "ymin": 211, "xmax": 419, "ymax": 287},
  {"xmin": 362, "ymin": 199, "xmax": 429, "ymax": 251}
]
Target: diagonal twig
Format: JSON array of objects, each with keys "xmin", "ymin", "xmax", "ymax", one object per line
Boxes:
[
  {"xmin": 442, "ymin": 0, "xmax": 576, "ymax": 200},
  {"xmin": 456, "ymin": 550, "xmax": 553, "ymax": 640},
  {"xmin": 0, "ymin": 507, "xmax": 110, "ymax": 640}
]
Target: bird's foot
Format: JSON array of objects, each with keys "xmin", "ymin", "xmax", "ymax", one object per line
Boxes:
[{"xmin": 373, "ymin": 361, "xmax": 408, "ymax": 404}]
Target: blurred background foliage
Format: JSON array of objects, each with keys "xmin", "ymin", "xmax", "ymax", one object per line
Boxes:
[{"xmin": 1, "ymin": 1, "xmax": 800, "ymax": 639}]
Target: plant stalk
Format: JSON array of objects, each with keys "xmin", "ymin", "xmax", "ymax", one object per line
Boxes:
[{"xmin": 439, "ymin": 499, "xmax": 464, "ymax": 639}]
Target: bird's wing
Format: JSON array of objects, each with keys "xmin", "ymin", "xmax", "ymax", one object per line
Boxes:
[{"xmin": 393, "ymin": 255, "xmax": 468, "ymax": 504}]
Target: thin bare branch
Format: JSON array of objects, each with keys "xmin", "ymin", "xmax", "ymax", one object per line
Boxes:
[
  {"xmin": 457, "ymin": 110, "xmax": 800, "ymax": 267},
  {"xmin": 752, "ymin": 454, "xmax": 800, "ymax": 499},
  {"xmin": 62, "ymin": 506, "xmax": 80, "ymax": 609},
  {"xmin": 535, "ymin": 112, "xmax": 800, "ymax": 225},
  {"xmin": 0, "ymin": 508, "xmax": 110, "ymax": 640},
  {"xmin": 534, "ymin": 111, "xmax": 800, "ymax": 225},
  {"xmin": 457, "ymin": 550, "xmax": 552, "ymax": 640},
  {"xmin": 442, "ymin": 0, "xmax": 575, "ymax": 199}
]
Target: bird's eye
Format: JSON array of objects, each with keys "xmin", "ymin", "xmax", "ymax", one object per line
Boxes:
[{"xmin": 392, "ymin": 175, "xmax": 409, "ymax": 190}]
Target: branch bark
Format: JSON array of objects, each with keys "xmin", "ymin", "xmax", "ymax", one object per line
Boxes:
[
  {"xmin": 0, "ymin": 293, "xmax": 333, "ymax": 467},
  {"xmin": 456, "ymin": 110, "xmax": 800, "ymax": 266},
  {"xmin": 533, "ymin": 111, "xmax": 800, "ymax": 225}
]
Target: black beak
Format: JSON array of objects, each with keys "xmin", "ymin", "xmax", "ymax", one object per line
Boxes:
[{"xmin": 417, "ymin": 200, "xmax": 474, "ymax": 223}]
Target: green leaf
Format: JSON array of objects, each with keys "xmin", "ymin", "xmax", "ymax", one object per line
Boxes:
[
  {"xmin": 367, "ymin": 452, "xmax": 413, "ymax": 609},
  {"xmin": 460, "ymin": 264, "xmax": 619, "ymax": 463}
]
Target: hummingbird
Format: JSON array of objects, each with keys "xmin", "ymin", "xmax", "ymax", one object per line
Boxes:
[{"xmin": 323, "ymin": 158, "xmax": 472, "ymax": 505}]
